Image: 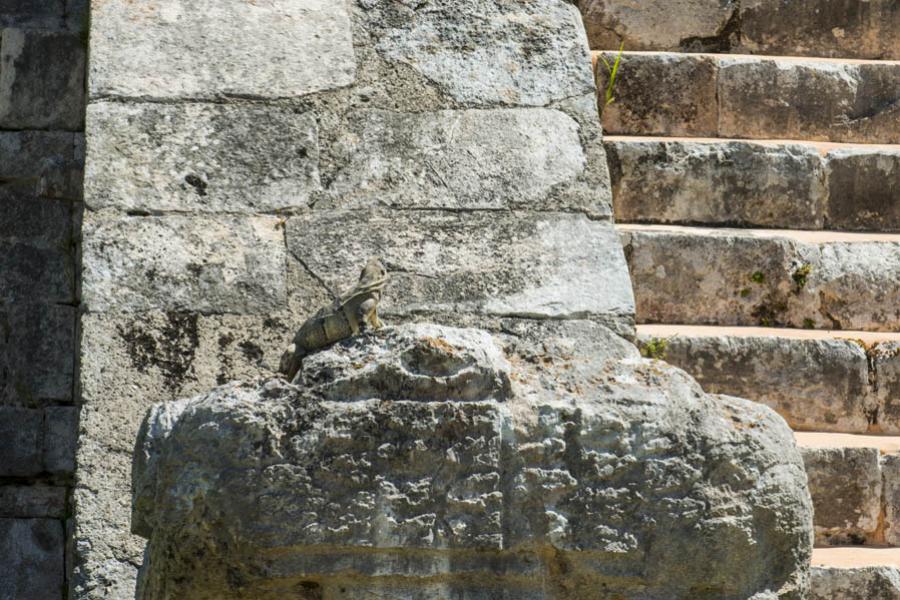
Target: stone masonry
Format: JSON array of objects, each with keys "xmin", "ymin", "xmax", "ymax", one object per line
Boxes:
[
  {"xmin": 0, "ymin": 2, "xmax": 86, "ymax": 599},
  {"xmin": 73, "ymin": 1, "xmax": 635, "ymax": 598}
]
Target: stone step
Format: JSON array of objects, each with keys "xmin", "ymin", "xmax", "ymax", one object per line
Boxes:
[
  {"xmin": 579, "ymin": 0, "xmax": 900, "ymax": 61},
  {"xmin": 812, "ymin": 549, "xmax": 900, "ymax": 599},
  {"xmin": 621, "ymin": 225, "xmax": 900, "ymax": 332},
  {"xmin": 594, "ymin": 52, "xmax": 900, "ymax": 145},
  {"xmin": 605, "ymin": 136, "xmax": 900, "ymax": 232},
  {"xmin": 636, "ymin": 325, "xmax": 900, "ymax": 434}
]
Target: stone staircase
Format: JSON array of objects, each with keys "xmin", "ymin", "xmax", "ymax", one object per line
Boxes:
[{"xmin": 582, "ymin": 1, "xmax": 900, "ymax": 596}]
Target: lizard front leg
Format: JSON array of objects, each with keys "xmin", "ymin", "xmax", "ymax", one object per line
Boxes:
[{"xmin": 356, "ymin": 297, "xmax": 380, "ymax": 331}]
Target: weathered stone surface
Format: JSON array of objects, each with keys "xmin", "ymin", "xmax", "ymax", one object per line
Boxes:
[
  {"xmin": 0, "ymin": 407, "xmax": 42, "ymax": 476},
  {"xmin": 802, "ymin": 447, "xmax": 882, "ymax": 545},
  {"xmin": 287, "ymin": 211, "xmax": 634, "ymax": 325},
  {"xmin": 622, "ymin": 227, "xmax": 900, "ymax": 331},
  {"xmin": 364, "ymin": 0, "xmax": 594, "ymax": 107},
  {"xmin": 826, "ymin": 148, "xmax": 900, "ymax": 232},
  {"xmin": 133, "ymin": 323, "xmax": 812, "ymax": 599},
  {"xmin": 718, "ymin": 58, "xmax": 900, "ymax": 145},
  {"xmin": 322, "ymin": 108, "xmax": 589, "ymax": 212},
  {"xmin": 0, "ymin": 486, "xmax": 66, "ymax": 518},
  {"xmin": 597, "ymin": 52, "xmax": 718, "ymax": 137},
  {"xmin": 579, "ymin": 0, "xmax": 736, "ymax": 51},
  {"xmin": 0, "ymin": 0, "xmax": 65, "ymax": 29},
  {"xmin": 0, "ymin": 131, "xmax": 84, "ymax": 200},
  {"xmin": 43, "ymin": 406, "xmax": 77, "ymax": 475},
  {"xmin": 875, "ymin": 343, "xmax": 900, "ymax": 434},
  {"xmin": 71, "ymin": 311, "xmax": 303, "ymax": 598},
  {"xmin": 884, "ymin": 454, "xmax": 900, "ymax": 546},
  {"xmin": 640, "ymin": 333, "xmax": 872, "ymax": 433},
  {"xmin": 85, "ymin": 102, "xmax": 321, "ymax": 213},
  {"xmin": 606, "ymin": 139, "xmax": 825, "ymax": 228},
  {"xmin": 0, "ymin": 28, "xmax": 85, "ymax": 130},
  {"xmin": 0, "ymin": 518, "xmax": 64, "ymax": 600},
  {"xmin": 741, "ymin": 0, "xmax": 900, "ymax": 60},
  {"xmin": 811, "ymin": 566, "xmax": 900, "ymax": 599},
  {"xmin": 0, "ymin": 303, "xmax": 75, "ymax": 406},
  {"xmin": 89, "ymin": 0, "xmax": 356, "ymax": 99},
  {"xmin": 81, "ymin": 215, "xmax": 286, "ymax": 314}
]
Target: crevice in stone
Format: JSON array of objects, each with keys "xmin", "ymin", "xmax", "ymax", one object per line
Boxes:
[{"xmin": 679, "ymin": 2, "xmax": 742, "ymax": 54}]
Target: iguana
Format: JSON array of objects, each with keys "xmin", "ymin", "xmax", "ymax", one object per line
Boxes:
[{"xmin": 279, "ymin": 257, "xmax": 388, "ymax": 382}]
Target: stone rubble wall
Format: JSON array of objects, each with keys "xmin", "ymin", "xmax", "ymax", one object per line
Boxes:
[
  {"xmin": 0, "ymin": 1, "xmax": 86, "ymax": 599},
  {"xmin": 74, "ymin": 1, "xmax": 634, "ymax": 598}
]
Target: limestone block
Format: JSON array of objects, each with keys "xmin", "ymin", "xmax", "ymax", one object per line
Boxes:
[
  {"xmin": 0, "ymin": 518, "xmax": 64, "ymax": 600},
  {"xmin": 85, "ymin": 103, "xmax": 321, "ymax": 214},
  {"xmin": 89, "ymin": 0, "xmax": 356, "ymax": 100},
  {"xmin": 0, "ymin": 0, "xmax": 65, "ymax": 29},
  {"xmin": 322, "ymin": 108, "xmax": 590, "ymax": 213},
  {"xmin": 606, "ymin": 139, "xmax": 825, "ymax": 228},
  {"xmin": 642, "ymin": 333, "xmax": 871, "ymax": 433},
  {"xmin": 81, "ymin": 215, "xmax": 286, "ymax": 314},
  {"xmin": 0, "ymin": 204, "xmax": 75, "ymax": 305},
  {"xmin": 0, "ymin": 407, "xmax": 42, "ymax": 476},
  {"xmin": 718, "ymin": 58, "xmax": 900, "ymax": 144},
  {"xmin": 883, "ymin": 454, "xmax": 900, "ymax": 546},
  {"xmin": 597, "ymin": 52, "xmax": 718, "ymax": 136},
  {"xmin": 43, "ymin": 406, "xmax": 77, "ymax": 475},
  {"xmin": 875, "ymin": 343, "xmax": 900, "ymax": 433},
  {"xmin": 0, "ymin": 486, "xmax": 66, "ymax": 518},
  {"xmin": 741, "ymin": 0, "xmax": 900, "ymax": 60},
  {"xmin": 286, "ymin": 211, "xmax": 634, "ymax": 323},
  {"xmin": 0, "ymin": 131, "xmax": 84, "ymax": 200},
  {"xmin": 802, "ymin": 447, "xmax": 882, "ymax": 545},
  {"xmin": 0, "ymin": 28, "xmax": 85, "ymax": 130},
  {"xmin": 811, "ymin": 566, "xmax": 900, "ymax": 600},
  {"xmin": 578, "ymin": 0, "xmax": 737, "ymax": 51},
  {"xmin": 363, "ymin": 0, "xmax": 594, "ymax": 107},
  {"xmin": 132, "ymin": 324, "xmax": 812, "ymax": 599},
  {"xmin": 826, "ymin": 149, "xmax": 900, "ymax": 232},
  {"xmin": 0, "ymin": 303, "xmax": 75, "ymax": 406},
  {"xmin": 622, "ymin": 227, "xmax": 900, "ymax": 331}
]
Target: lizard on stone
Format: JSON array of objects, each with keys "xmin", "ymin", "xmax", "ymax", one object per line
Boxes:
[{"xmin": 279, "ymin": 257, "xmax": 388, "ymax": 382}]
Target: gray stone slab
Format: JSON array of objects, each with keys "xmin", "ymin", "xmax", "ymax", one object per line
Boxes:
[
  {"xmin": 321, "ymin": 108, "xmax": 588, "ymax": 212},
  {"xmin": 0, "ymin": 303, "xmax": 76, "ymax": 405},
  {"xmin": 84, "ymin": 102, "xmax": 321, "ymax": 213},
  {"xmin": 0, "ymin": 0, "xmax": 65, "ymax": 29},
  {"xmin": 606, "ymin": 139, "xmax": 825, "ymax": 229},
  {"xmin": 364, "ymin": 0, "xmax": 594, "ymax": 107},
  {"xmin": 811, "ymin": 566, "xmax": 900, "ymax": 600},
  {"xmin": 883, "ymin": 454, "xmax": 900, "ymax": 546},
  {"xmin": 0, "ymin": 407, "xmax": 42, "ymax": 476},
  {"xmin": 597, "ymin": 52, "xmax": 718, "ymax": 137},
  {"xmin": 622, "ymin": 228, "xmax": 900, "ymax": 331},
  {"xmin": 0, "ymin": 518, "xmax": 64, "ymax": 600},
  {"xmin": 81, "ymin": 215, "xmax": 286, "ymax": 314},
  {"xmin": 802, "ymin": 447, "xmax": 882, "ymax": 545},
  {"xmin": 0, "ymin": 238, "xmax": 76, "ymax": 305},
  {"xmin": 43, "ymin": 406, "xmax": 77, "ymax": 475},
  {"xmin": 741, "ymin": 0, "xmax": 900, "ymax": 60},
  {"xmin": 286, "ymin": 211, "xmax": 634, "ymax": 323},
  {"xmin": 579, "ymin": 0, "xmax": 736, "ymax": 52},
  {"xmin": 826, "ymin": 148, "xmax": 900, "ymax": 232},
  {"xmin": 0, "ymin": 28, "xmax": 85, "ymax": 130},
  {"xmin": 0, "ymin": 131, "xmax": 84, "ymax": 200},
  {"xmin": 640, "ymin": 333, "xmax": 872, "ymax": 433},
  {"xmin": 718, "ymin": 57, "xmax": 900, "ymax": 144},
  {"xmin": 89, "ymin": 0, "xmax": 356, "ymax": 100},
  {"xmin": 0, "ymin": 486, "xmax": 66, "ymax": 518}
]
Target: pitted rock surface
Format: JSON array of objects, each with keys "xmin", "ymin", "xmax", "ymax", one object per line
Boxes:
[{"xmin": 133, "ymin": 323, "xmax": 813, "ymax": 600}]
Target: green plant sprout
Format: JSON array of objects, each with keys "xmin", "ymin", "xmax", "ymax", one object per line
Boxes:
[{"xmin": 599, "ymin": 42, "xmax": 625, "ymax": 110}]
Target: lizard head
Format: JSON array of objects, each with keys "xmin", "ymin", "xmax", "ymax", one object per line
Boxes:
[{"xmin": 358, "ymin": 257, "xmax": 388, "ymax": 288}]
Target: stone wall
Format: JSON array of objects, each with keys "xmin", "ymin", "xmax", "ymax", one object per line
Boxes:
[
  {"xmin": 0, "ymin": 2, "xmax": 86, "ymax": 599},
  {"xmin": 73, "ymin": 1, "xmax": 633, "ymax": 598}
]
